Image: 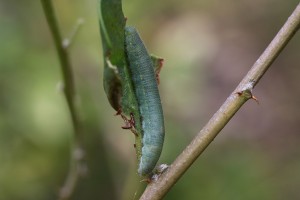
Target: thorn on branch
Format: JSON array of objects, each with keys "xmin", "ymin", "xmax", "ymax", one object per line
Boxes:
[{"xmin": 236, "ymin": 90, "xmax": 259, "ymax": 104}]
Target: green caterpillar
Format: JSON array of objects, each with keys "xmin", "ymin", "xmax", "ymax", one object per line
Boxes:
[
  {"xmin": 124, "ymin": 26, "xmax": 165, "ymax": 176},
  {"xmin": 99, "ymin": 0, "xmax": 164, "ymax": 176}
]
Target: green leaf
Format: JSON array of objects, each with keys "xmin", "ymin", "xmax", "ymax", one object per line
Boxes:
[
  {"xmin": 99, "ymin": 0, "xmax": 143, "ymax": 171},
  {"xmin": 99, "ymin": 0, "xmax": 125, "ymax": 110}
]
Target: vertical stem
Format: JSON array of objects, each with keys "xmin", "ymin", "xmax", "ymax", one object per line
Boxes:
[
  {"xmin": 41, "ymin": 0, "xmax": 85, "ymax": 199},
  {"xmin": 41, "ymin": 1, "xmax": 77, "ymax": 129}
]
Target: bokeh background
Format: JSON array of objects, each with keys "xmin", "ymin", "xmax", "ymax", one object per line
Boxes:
[{"xmin": 0, "ymin": 0, "xmax": 299, "ymax": 199}]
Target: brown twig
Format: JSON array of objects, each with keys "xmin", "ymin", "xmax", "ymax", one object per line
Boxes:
[{"xmin": 140, "ymin": 2, "xmax": 300, "ymax": 200}]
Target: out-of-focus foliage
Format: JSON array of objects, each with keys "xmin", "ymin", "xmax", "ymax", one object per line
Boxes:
[{"xmin": 0, "ymin": 0, "xmax": 299, "ymax": 199}]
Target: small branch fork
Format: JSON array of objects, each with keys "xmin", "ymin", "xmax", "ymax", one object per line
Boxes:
[
  {"xmin": 140, "ymin": 3, "xmax": 300, "ymax": 200},
  {"xmin": 41, "ymin": 1, "xmax": 86, "ymax": 199}
]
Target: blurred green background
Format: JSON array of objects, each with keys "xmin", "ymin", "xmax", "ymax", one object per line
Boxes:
[{"xmin": 0, "ymin": 0, "xmax": 299, "ymax": 199}]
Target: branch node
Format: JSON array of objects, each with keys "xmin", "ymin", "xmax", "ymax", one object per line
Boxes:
[
  {"xmin": 62, "ymin": 39, "xmax": 70, "ymax": 49},
  {"xmin": 236, "ymin": 90, "xmax": 259, "ymax": 104},
  {"xmin": 63, "ymin": 17, "xmax": 85, "ymax": 49},
  {"xmin": 150, "ymin": 164, "xmax": 169, "ymax": 182},
  {"xmin": 56, "ymin": 81, "xmax": 65, "ymax": 93},
  {"xmin": 73, "ymin": 147, "xmax": 85, "ymax": 161}
]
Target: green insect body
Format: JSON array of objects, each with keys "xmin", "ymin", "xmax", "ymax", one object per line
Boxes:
[
  {"xmin": 99, "ymin": 0, "xmax": 164, "ymax": 176},
  {"xmin": 125, "ymin": 26, "xmax": 165, "ymax": 176}
]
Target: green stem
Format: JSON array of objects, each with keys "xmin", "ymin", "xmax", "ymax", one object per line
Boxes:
[
  {"xmin": 140, "ymin": 2, "xmax": 300, "ymax": 200},
  {"xmin": 40, "ymin": 1, "xmax": 85, "ymax": 199}
]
